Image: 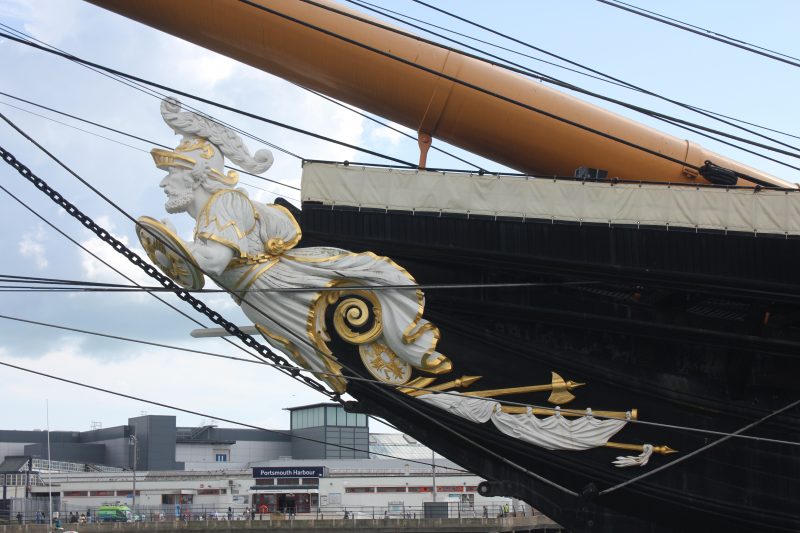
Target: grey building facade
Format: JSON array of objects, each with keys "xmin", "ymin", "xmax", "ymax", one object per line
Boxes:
[{"xmin": 0, "ymin": 404, "xmax": 367, "ymax": 471}]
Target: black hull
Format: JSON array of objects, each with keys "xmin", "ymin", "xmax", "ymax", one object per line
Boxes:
[{"xmin": 296, "ymin": 200, "xmax": 800, "ymax": 532}]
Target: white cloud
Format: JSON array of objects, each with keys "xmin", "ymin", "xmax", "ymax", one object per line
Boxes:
[
  {"xmin": 1, "ymin": 0, "xmax": 81, "ymax": 46},
  {"xmin": 159, "ymin": 38, "xmax": 243, "ymax": 88},
  {"xmin": 78, "ymin": 215, "xmax": 153, "ymax": 300},
  {"xmin": 0, "ymin": 341, "xmax": 324, "ymax": 431},
  {"xmin": 370, "ymin": 121, "xmax": 412, "ymax": 146},
  {"xmin": 18, "ymin": 223, "xmax": 49, "ymax": 270}
]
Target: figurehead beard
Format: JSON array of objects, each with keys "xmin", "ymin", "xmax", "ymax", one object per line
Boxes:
[
  {"xmin": 164, "ymin": 191, "xmax": 194, "ymax": 214},
  {"xmin": 164, "ymin": 162, "xmax": 214, "ymax": 214}
]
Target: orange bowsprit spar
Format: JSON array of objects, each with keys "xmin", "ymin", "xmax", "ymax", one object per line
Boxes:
[{"xmin": 88, "ymin": 0, "xmax": 792, "ymax": 187}]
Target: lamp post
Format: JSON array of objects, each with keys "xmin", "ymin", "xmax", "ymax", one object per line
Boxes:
[
  {"xmin": 431, "ymin": 449, "xmax": 437, "ymax": 503},
  {"xmin": 129, "ymin": 435, "xmax": 137, "ymax": 515}
]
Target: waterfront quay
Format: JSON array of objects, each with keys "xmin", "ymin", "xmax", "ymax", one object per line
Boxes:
[{"xmin": 0, "ymin": 515, "xmax": 562, "ymax": 533}]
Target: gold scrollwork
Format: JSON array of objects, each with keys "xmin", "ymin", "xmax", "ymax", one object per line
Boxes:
[{"xmin": 332, "ymin": 291, "xmax": 383, "ymax": 345}]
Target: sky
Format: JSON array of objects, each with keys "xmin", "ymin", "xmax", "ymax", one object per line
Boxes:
[{"xmin": 0, "ymin": 0, "xmax": 798, "ymax": 435}]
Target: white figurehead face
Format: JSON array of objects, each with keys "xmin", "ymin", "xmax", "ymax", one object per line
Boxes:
[{"xmin": 159, "ymin": 166, "xmax": 195, "ymax": 214}]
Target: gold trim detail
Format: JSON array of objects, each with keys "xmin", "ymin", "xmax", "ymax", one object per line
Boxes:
[
  {"xmin": 605, "ymin": 442, "xmax": 677, "ymax": 455},
  {"xmin": 359, "ymin": 342, "xmax": 412, "ymax": 385},
  {"xmin": 462, "ymin": 372, "xmax": 584, "ymax": 405},
  {"xmin": 136, "ymin": 216, "xmax": 204, "ymax": 290},
  {"xmin": 176, "ymin": 138, "xmax": 214, "ymax": 159},
  {"xmin": 407, "ymin": 375, "xmax": 482, "ymax": 397},
  {"xmin": 396, "ymin": 376, "xmax": 437, "ymax": 394},
  {"xmin": 500, "ymin": 406, "xmax": 638, "ymax": 420},
  {"xmin": 150, "ymin": 148, "xmax": 238, "ymax": 186},
  {"xmin": 332, "ymin": 291, "xmax": 383, "ymax": 345}
]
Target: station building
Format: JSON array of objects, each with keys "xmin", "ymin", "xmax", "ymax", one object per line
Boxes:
[{"xmin": 0, "ymin": 403, "xmax": 520, "ymax": 520}]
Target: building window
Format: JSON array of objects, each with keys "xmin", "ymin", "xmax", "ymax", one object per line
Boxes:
[
  {"xmin": 345, "ymin": 487, "xmax": 375, "ymax": 493},
  {"xmin": 215, "ymin": 453, "xmax": 227, "ymax": 462},
  {"xmin": 376, "ymin": 487, "xmax": 407, "ymax": 493}
]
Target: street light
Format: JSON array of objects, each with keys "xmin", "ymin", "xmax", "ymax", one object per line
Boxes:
[{"xmin": 129, "ymin": 435, "xmax": 137, "ymax": 515}]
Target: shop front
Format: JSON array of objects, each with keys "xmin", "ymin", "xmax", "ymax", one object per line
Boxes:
[{"xmin": 251, "ymin": 466, "xmax": 324, "ymax": 515}]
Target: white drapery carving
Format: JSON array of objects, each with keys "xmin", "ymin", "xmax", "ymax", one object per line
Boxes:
[{"xmin": 417, "ymin": 392, "xmax": 627, "ymax": 451}]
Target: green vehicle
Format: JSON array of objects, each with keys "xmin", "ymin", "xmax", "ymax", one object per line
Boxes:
[{"xmin": 95, "ymin": 504, "xmax": 132, "ymax": 523}]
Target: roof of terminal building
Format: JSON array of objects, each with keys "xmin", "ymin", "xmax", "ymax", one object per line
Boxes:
[{"xmin": 369, "ymin": 433, "xmax": 446, "ymax": 461}]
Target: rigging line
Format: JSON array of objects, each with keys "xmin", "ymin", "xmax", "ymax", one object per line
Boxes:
[
  {"xmin": 656, "ymin": 117, "xmax": 800, "ymax": 173},
  {"xmin": 336, "ymin": 0, "xmax": 800, "ymax": 159},
  {"xmin": 0, "ymin": 32, "xmax": 415, "ymax": 168},
  {"xmin": 596, "ymin": 0, "xmax": 800, "ymax": 69},
  {"xmin": 604, "ymin": 0, "xmax": 800, "ymax": 63},
  {"xmin": 599, "ymin": 398, "xmax": 800, "ymax": 496},
  {"xmin": 0, "ymin": 92, "xmax": 301, "ymax": 192},
  {"xmin": 404, "ymin": 0, "xmax": 800, "ymax": 157},
  {"xmin": 351, "ymin": 0, "xmax": 800, "ymax": 143},
  {"xmin": 4, "ymin": 311, "xmax": 798, "ymax": 450},
  {"xmin": 295, "ymin": 83, "xmax": 484, "ymax": 171},
  {"xmin": 0, "ymin": 121, "xmax": 597, "ymax": 492},
  {"xmin": 0, "ymin": 184, "xmax": 296, "ymax": 384},
  {"xmin": 0, "ymin": 360, "xmax": 464, "ymax": 471},
  {"xmin": 0, "ymin": 110, "xmax": 582, "ymax": 497},
  {"xmin": 0, "ymin": 23, "xmax": 302, "ymax": 162},
  {"xmin": 0, "ymin": 117, "xmax": 421, "ymax": 405},
  {"xmin": 0, "ymin": 179, "xmax": 308, "ymax": 395},
  {"xmin": 0, "ymin": 102, "xmax": 150, "ymax": 154},
  {"xmin": 239, "ymin": 1, "xmax": 699, "ymax": 172},
  {"xmin": 0, "ymin": 277, "xmax": 597, "ymax": 293},
  {"xmin": 0, "ymin": 130, "xmax": 334, "ymax": 399}
]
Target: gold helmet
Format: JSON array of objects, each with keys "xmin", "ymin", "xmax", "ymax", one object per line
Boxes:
[{"xmin": 151, "ymin": 136, "xmax": 239, "ymax": 186}]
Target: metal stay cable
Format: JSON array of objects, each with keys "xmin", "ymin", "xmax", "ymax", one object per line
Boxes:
[
  {"xmin": 294, "ymin": 84, "xmax": 485, "ymax": 171},
  {"xmin": 347, "ymin": 0, "xmax": 800, "ymax": 166},
  {"xmin": 0, "ymin": 118, "xmax": 577, "ymax": 496},
  {"xmin": 0, "ymin": 110, "xmax": 510, "ymax": 467},
  {"xmin": 599, "ymin": 398, "xmax": 800, "ymax": 496},
  {"xmin": 238, "ymin": 0, "xmax": 702, "ymax": 173},
  {"xmin": 400, "ymin": 0, "xmax": 800, "ymax": 156},
  {"xmin": 0, "ymin": 119, "xmax": 558, "ymax": 490},
  {"xmin": 0, "ymin": 23, "xmax": 301, "ymax": 162},
  {"xmin": 4, "ymin": 311, "xmax": 798, "ymax": 450},
  {"xmin": 302, "ymin": 0, "xmax": 800, "ymax": 164},
  {"xmin": 596, "ymin": 0, "xmax": 800, "ymax": 69},
  {"xmin": 0, "ymin": 30, "xmax": 415, "ymax": 168},
  {"xmin": 0, "ymin": 137, "xmax": 333, "ymax": 398},
  {"xmin": 0, "ymin": 181, "xmax": 287, "ymax": 374},
  {"xmin": 0, "ymin": 91, "xmax": 301, "ymax": 192},
  {"xmin": 0, "ymin": 99, "xmax": 299, "ymax": 201},
  {"xmin": 0, "ymin": 274, "xmax": 596, "ymax": 294},
  {"xmin": 0, "ymin": 359, "xmax": 464, "ymax": 471},
  {"xmin": 351, "ymin": 0, "xmax": 800, "ymax": 142}
]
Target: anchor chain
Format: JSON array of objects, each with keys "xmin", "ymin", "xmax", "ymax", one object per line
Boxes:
[{"xmin": 0, "ymin": 145, "xmax": 335, "ymax": 399}]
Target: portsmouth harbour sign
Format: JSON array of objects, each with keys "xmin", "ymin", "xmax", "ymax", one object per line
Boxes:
[{"xmin": 253, "ymin": 466, "xmax": 325, "ymax": 478}]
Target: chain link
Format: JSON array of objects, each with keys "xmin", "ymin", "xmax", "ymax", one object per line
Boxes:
[{"xmin": 1, "ymin": 146, "xmax": 335, "ymax": 398}]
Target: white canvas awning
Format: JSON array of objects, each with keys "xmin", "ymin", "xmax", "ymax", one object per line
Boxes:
[{"xmin": 302, "ymin": 162, "xmax": 800, "ymax": 236}]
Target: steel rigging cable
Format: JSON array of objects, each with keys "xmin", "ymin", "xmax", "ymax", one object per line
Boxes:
[
  {"xmin": 239, "ymin": 0, "xmax": 798, "ymax": 182},
  {"xmin": 0, "ymin": 125, "xmax": 577, "ymax": 497},
  {"xmin": 0, "ymin": 93, "xmax": 300, "ymax": 197},
  {"xmin": 0, "ymin": 359, "xmax": 465, "ymax": 470},
  {"xmin": 306, "ymin": 0, "xmax": 800, "ymax": 168},
  {"xmin": 352, "ymin": 0, "xmax": 800, "ymax": 143},
  {"xmin": 2, "ymin": 311, "xmax": 798, "ymax": 450},
  {"xmin": 348, "ymin": 0, "xmax": 800, "ymax": 159},
  {"xmin": 0, "ymin": 30, "xmax": 415, "ymax": 168},
  {"xmin": 596, "ymin": 0, "xmax": 800, "ymax": 69}
]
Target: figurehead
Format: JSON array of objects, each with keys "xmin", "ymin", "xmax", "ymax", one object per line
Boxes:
[{"xmin": 150, "ymin": 97, "xmax": 274, "ymax": 185}]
